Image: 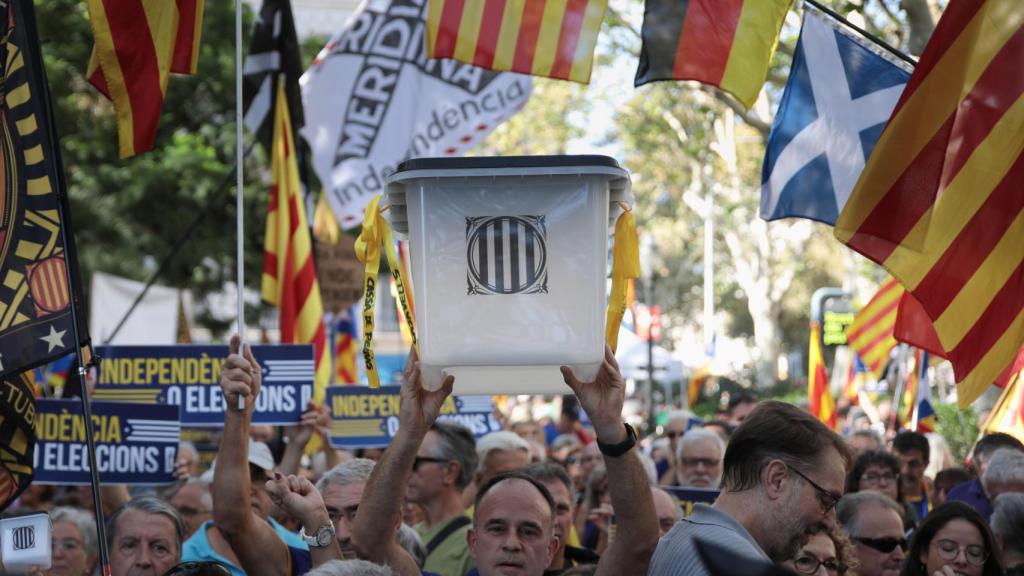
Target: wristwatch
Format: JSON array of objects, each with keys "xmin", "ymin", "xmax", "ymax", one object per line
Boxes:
[
  {"xmin": 299, "ymin": 523, "xmax": 336, "ymax": 548},
  {"xmin": 596, "ymin": 423, "xmax": 637, "ymax": 458}
]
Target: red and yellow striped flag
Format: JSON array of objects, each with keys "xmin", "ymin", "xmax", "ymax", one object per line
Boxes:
[
  {"xmin": 634, "ymin": 0, "xmax": 793, "ymax": 108},
  {"xmin": 845, "ymin": 279, "xmax": 901, "ymax": 379},
  {"xmin": 809, "ymin": 321, "xmax": 836, "ymax": 429},
  {"xmin": 835, "ymin": 0, "xmax": 1024, "ymax": 409},
  {"xmin": 982, "ymin": 369, "xmax": 1023, "ymax": 439},
  {"xmin": 426, "ymin": 0, "xmax": 607, "ymax": 84},
  {"xmin": 262, "ymin": 82, "xmax": 330, "ymax": 404},
  {"xmin": 86, "ymin": 0, "xmax": 205, "ymax": 158}
]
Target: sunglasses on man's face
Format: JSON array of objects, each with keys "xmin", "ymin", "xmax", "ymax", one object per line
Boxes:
[
  {"xmin": 853, "ymin": 536, "xmax": 907, "ymax": 554},
  {"xmin": 412, "ymin": 456, "xmax": 449, "ymax": 472}
]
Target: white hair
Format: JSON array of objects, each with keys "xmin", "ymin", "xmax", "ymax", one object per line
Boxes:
[
  {"xmin": 50, "ymin": 507, "xmax": 98, "ymax": 558},
  {"xmin": 316, "ymin": 458, "xmax": 376, "ymax": 493},
  {"xmin": 306, "ymin": 560, "xmax": 394, "ymax": 576},
  {"xmin": 675, "ymin": 427, "xmax": 726, "ymax": 463},
  {"xmin": 665, "ymin": 410, "xmax": 694, "ymax": 427},
  {"xmin": 981, "ymin": 448, "xmax": 1024, "ymax": 490},
  {"xmin": 991, "ymin": 493, "xmax": 1024, "ymax": 555},
  {"xmin": 475, "ymin": 431, "xmax": 531, "ymax": 473}
]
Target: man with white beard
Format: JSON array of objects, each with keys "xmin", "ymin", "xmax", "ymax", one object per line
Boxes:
[{"xmin": 675, "ymin": 428, "xmax": 725, "ymax": 489}]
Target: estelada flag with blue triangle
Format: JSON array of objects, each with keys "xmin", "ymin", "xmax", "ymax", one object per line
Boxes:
[{"xmin": 760, "ymin": 7, "xmax": 912, "ymax": 224}]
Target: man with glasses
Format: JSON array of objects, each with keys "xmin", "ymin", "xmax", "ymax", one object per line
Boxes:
[
  {"xmin": 649, "ymin": 400, "xmax": 852, "ymax": 575},
  {"xmin": 675, "ymin": 428, "xmax": 724, "ymax": 489},
  {"xmin": 171, "ymin": 478, "xmax": 213, "ymax": 539},
  {"xmin": 406, "ymin": 420, "xmax": 478, "ymax": 575},
  {"xmin": 836, "ymin": 491, "xmax": 906, "ymax": 576}
]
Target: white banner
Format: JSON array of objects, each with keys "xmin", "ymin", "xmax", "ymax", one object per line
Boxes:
[
  {"xmin": 90, "ymin": 272, "xmax": 191, "ymax": 345},
  {"xmin": 300, "ymin": 0, "xmax": 532, "ymax": 228}
]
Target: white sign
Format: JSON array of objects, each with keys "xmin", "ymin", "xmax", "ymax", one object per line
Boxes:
[{"xmin": 300, "ymin": 0, "xmax": 532, "ymax": 228}]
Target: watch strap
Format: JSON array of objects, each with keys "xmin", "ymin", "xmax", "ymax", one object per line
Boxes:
[{"xmin": 596, "ymin": 423, "xmax": 637, "ymax": 458}]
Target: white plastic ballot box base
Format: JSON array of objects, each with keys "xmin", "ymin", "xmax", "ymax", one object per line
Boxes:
[{"xmin": 385, "ymin": 156, "xmax": 632, "ymax": 394}]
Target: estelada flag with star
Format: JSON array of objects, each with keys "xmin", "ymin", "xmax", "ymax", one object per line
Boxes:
[{"xmin": 0, "ymin": 0, "xmax": 90, "ymax": 383}]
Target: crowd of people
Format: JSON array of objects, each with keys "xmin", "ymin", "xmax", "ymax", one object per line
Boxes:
[{"xmin": 2, "ymin": 337, "xmax": 1023, "ymax": 576}]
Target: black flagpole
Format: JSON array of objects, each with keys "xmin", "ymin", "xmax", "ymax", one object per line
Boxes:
[
  {"xmin": 23, "ymin": 0, "xmax": 109, "ymax": 571},
  {"xmin": 803, "ymin": 0, "xmax": 918, "ymax": 67}
]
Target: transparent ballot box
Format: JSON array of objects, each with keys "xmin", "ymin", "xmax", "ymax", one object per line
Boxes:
[{"xmin": 384, "ymin": 156, "xmax": 632, "ymax": 394}]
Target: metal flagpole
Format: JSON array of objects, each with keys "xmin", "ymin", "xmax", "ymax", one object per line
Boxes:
[
  {"xmin": 235, "ymin": 0, "xmax": 246, "ymax": 410},
  {"xmin": 25, "ymin": 0, "xmax": 109, "ymax": 569}
]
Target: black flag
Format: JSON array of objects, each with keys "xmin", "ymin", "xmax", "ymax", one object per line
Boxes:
[
  {"xmin": 243, "ymin": 0, "xmax": 304, "ymax": 148},
  {"xmin": 0, "ymin": 0, "xmax": 90, "ymax": 510}
]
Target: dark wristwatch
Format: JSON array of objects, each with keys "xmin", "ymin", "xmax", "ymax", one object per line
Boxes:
[
  {"xmin": 300, "ymin": 523, "xmax": 336, "ymax": 548},
  {"xmin": 596, "ymin": 423, "xmax": 637, "ymax": 457}
]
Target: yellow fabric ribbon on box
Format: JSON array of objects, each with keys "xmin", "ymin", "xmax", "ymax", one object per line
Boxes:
[
  {"xmin": 605, "ymin": 207, "xmax": 639, "ymax": 353},
  {"xmin": 354, "ymin": 196, "xmax": 419, "ymax": 388}
]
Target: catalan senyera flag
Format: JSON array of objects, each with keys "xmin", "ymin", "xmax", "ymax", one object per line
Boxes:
[
  {"xmin": 687, "ymin": 362, "xmax": 710, "ymax": 407},
  {"xmin": 425, "ymin": 0, "xmax": 608, "ymax": 84},
  {"xmin": 835, "ymin": 0, "xmax": 1024, "ymax": 409},
  {"xmin": 845, "ymin": 279, "xmax": 901, "ymax": 379},
  {"xmin": 982, "ymin": 369, "xmax": 1024, "ymax": 440},
  {"xmin": 262, "ymin": 83, "xmax": 330, "ymax": 404},
  {"xmin": 809, "ymin": 322, "xmax": 836, "ymax": 429},
  {"xmin": 635, "ymin": 0, "xmax": 793, "ymax": 108},
  {"xmin": 86, "ymin": 0, "xmax": 205, "ymax": 157}
]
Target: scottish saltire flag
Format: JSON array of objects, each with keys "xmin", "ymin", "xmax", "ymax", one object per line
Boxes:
[{"xmin": 760, "ymin": 8, "xmax": 912, "ymax": 224}]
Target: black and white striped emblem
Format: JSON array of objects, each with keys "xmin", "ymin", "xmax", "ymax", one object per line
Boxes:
[
  {"xmin": 466, "ymin": 216, "xmax": 547, "ymax": 295},
  {"xmin": 12, "ymin": 525, "xmax": 34, "ymax": 550}
]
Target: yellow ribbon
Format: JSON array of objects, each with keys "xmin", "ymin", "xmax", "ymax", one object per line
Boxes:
[
  {"xmin": 355, "ymin": 196, "xmax": 419, "ymax": 387},
  {"xmin": 605, "ymin": 207, "xmax": 640, "ymax": 353}
]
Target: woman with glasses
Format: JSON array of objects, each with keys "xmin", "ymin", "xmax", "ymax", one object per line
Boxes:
[
  {"xmin": 45, "ymin": 507, "xmax": 98, "ymax": 576},
  {"xmin": 900, "ymin": 501, "xmax": 1002, "ymax": 576},
  {"xmin": 782, "ymin": 529, "xmax": 855, "ymax": 576},
  {"xmin": 845, "ymin": 451, "xmax": 918, "ymax": 531}
]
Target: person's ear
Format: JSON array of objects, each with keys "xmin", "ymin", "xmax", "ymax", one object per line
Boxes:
[
  {"xmin": 547, "ymin": 534, "xmax": 560, "ymax": 565},
  {"xmin": 444, "ymin": 461, "xmax": 460, "ymax": 487},
  {"xmin": 474, "ymin": 471, "xmax": 483, "ymax": 488},
  {"xmin": 467, "ymin": 527, "xmax": 477, "ymax": 553},
  {"xmin": 762, "ymin": 459, "xmax": 789, "ymax": 501}
]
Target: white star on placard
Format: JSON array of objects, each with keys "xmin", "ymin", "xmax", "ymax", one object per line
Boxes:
[{"xmin": 41, "ymin": 325, "xmax": 67, "ymax": 352}]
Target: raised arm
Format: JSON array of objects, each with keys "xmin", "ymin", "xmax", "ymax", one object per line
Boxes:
[
  {"xmin": 266, "ymin": 472, "xmax": 343, "ymax": 567},
  {"xmin": 561, "ymin": 346, "xmax": 659, "ymax": 576},
  {"xmin": 213, "ymin": 335, "xmax": 291, "ymax": 576},
  {"xmin": 351, "ymin": 349, "xmax": 454, "ymax": 576}
]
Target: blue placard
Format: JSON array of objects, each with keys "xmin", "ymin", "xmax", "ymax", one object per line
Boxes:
[
  {"xmin": 327, "ymin": 386, "xmax": 501, "ymax": 448},
  {"xmin": 34, "ymin": 399, "xmax": 180, "ymax": 485},
  {"xmin": 93, "ymin": 345, "xmax": 314, "ymax": 426},
  {"xmin": 660, "ymin": 486, "xmax": 720, "ymax": 517}
]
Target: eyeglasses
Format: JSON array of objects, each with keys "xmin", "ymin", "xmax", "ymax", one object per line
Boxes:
[
  {"xmin": 853, "ymin": 536, "xmax": 907, "ymax": 554},
  {"xmin": 52, "ymin": 538, "xmax": 85, "ymax": 553},
  {"xmin": 933, "ymin": 538, "xmax": 988, "ymax": 566},
  {"xmin": 789, "ymin": 467, "xmax": 841, "ymax": 514},
  {"xmin": 793, "ymin": 554, "xmax": 847, "ymax": 575},
  {"xmin": 680, "ymin": 457, "xmax": 719, "ymax": 468},
  {"xmin": 412, "ymin": 456, "xmax": 449, "ymax": 472},
  {"xmin": 177, "ymin": 506, "xmax": 212, "ymax": 518},
  {"xmin": 665, "ymin": 431, "xmax": 684, "ymax": 439},
  {"xmin": 860, "ymin": 471, "xmax": 899, "ymax": 485}
]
